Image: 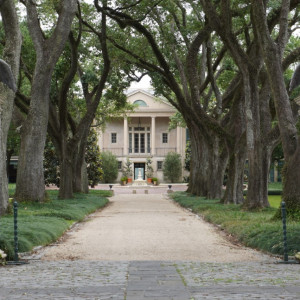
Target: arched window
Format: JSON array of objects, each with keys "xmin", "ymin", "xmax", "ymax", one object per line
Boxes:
[{"xmin": 133, "ymin": 100, "xmax": 147, "ymax": 107}]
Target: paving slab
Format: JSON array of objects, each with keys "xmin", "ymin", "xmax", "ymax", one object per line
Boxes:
[
  {"xmin": 1, "ymin": 260, "xmax": 300, "ymax": 299},
  {"xmin": 126, "ymin": 261, "xmax": 191, "ymax": 299}
]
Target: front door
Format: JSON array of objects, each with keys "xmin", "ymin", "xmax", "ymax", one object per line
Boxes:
[{"xmin": 134, "ymin": 163, "xmax": 145, "ymax": 180}]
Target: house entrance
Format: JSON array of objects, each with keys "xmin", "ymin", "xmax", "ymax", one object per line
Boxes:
[{"xmin": 134, "ymin": 163, "xmax": 145, "ymax": 180}]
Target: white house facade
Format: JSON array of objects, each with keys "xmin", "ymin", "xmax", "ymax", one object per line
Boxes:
[{"xmin": 98, "ymin": 90, "xmax": 187, "ymax": 183}]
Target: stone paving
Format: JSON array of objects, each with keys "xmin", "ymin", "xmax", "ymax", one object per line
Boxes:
[
  {"xmin": 176, "ymin": 261, "xmax": 300, "ymax": 299},
  {"xmin": 1, "ymin": 259, "xmax": 300, "ymax": 299}
]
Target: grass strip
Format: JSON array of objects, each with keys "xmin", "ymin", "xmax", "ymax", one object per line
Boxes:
[
  {"xmin": 0, "ymin": 189, "xmax": 111, "ymax": 260},
  {"xmin": 171, "ymin": 192, "xmax": 300, "ymax": 256}
]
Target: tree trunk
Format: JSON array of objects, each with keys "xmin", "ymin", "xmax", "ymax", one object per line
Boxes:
[
  {"xmin": 186, "ymin": 120, "xmax": 227, "ymax": 199},
  {"xmin": 244, "ymin": 142, "xmax": 270, "ymax": 208},
  {"xmin": 251, "ymin": 1, "xmax": 300, "ymax": 215},
  {"xmin": 206, "ymin": 136, "xmax": 228, "ymax": 199},
  {"xmin": 73, "ymin": 159, "xmax": 89, "ymax": 193},
  {"xmin": 15, "ymin": 0, "xmax": 77, "ymax": 202},
  {"xmin": 282, "ymin": 146, "xmax": 300, "ymax": 214},
  {"xmin": 243, "ymin": 71, "xmax": 270, "ymax": 209},
  {"xmin": 47, "ymin": 8, "xmax": 110, "ymax": 199},
  {"xmin": 222, "ymin": 95, "xmax": 246, "ymax": 205},
  {"xmin": 187, "ymin": 127, "xmax": 209, "ymax": 197},
  {"xmin": 264, "ymin": 54, "xmax": 300, "ymax": 215},
  {"xmin": 58, "ymin": 143, "xmax": 73, "ymax": 199},
  {"xmin": 223, "ymin": 141, "xmax": 246, "ymax": 204},
  {"xmin": 73, "ymin": 140, "xmax": 89, "ymax": 193},
  {"xmin": 15, "ymin": 70, "xmax": 51, "ymax": 202},
  {"xmin": 0, "ymin": 0, "xmax": 22, "ymax": 214}
]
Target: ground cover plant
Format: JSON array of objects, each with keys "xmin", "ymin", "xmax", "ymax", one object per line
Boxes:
[
  {"xmin": 171, "ymin": 192, "xmax": 299, "ymax": 257},
  {"xmin": 0, "ymin": 189, "xmax": 111, "ymax": 260}
]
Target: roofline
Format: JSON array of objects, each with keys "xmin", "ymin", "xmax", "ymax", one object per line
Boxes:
[
  {"xmin": 126, "ymin": 89, "xmax": 174, "ymax": 108},
  {"xmin": 126, "ymin": 88, "xmax": 154, "ymax": 98}
]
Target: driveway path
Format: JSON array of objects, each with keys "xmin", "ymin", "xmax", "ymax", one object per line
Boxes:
[
  {"xmin": 41, "ymin": 194, "xmax": 265, "ymax": 261},
  {"xmin": 2, "ymin": 192, "xmax": 299, "ymax": 299}
]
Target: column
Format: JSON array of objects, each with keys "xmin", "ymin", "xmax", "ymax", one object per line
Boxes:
[
  {"xmin": 124, "ymin": 117, "xmax": 128, "ymax": 156},
  {"xmin": 176, "ymin": 126, "xmax": 181, "ymax": 154},
  {"xmin": 151, "ymin": 117, "xmax": 156, "ymax": 155}
]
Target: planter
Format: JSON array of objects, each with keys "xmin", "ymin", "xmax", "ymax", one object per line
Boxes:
[
  {"xmin": 122, "ymin": 181, "xmax": 127, "ymax": 186},
  {"xmin": 127, "ymin": 178, "xmax": 132, "ymax": 184},
  {"xmin": 153, "ymin": 181, "xmax": 157, "ymax": 185},
  {"xmin": 147, "ymin": 178, "xmax": 152, "ymax": 184}
]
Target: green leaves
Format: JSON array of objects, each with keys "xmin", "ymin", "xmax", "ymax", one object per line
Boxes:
[
  {"xmin": 163, "ymin": 152, "xmax": 182, "ymax": 183},
  {"xmin": 101, "ymin": 151, "xmax": 119, "ymax": 183}
]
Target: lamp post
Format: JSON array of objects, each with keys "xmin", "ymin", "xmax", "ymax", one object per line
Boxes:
[
  {"xmin": 7, "ymin": 200, "xmax": 28, "ymax": 265},
  {"xmin": 278, "ymin": 201, "xmax": 298, "ymax": 264},
  {"xmin": 281, "ymin": 201, "xmax": 288, "ymax": 262},
  {"xmin": 109, "ymin": 184, "xmax": 113, "ymax": 190}
]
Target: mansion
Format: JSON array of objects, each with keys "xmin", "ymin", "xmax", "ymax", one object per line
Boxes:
[{"xmin": 98, "ymin": 90, "xmax": 187, "ymax": 183}]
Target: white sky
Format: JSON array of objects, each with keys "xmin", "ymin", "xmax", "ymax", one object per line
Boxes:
[{"xmin": 129, "ymin": 75, "xmax": 152, "ymax": 90}]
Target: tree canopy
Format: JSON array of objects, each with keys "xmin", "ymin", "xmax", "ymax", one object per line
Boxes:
[{"xmin": 1, "ymin": 0, "xmax": 300, "ymax": 219}]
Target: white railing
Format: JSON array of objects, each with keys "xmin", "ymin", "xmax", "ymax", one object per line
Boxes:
[{"xmin": 102, "ymin": 148, "xmax": 177, "ymax": 157}]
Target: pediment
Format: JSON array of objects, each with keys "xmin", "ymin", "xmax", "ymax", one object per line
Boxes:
[{"xmin": 127, "ymin": 89, "xmax": 175, "ymax": 112}]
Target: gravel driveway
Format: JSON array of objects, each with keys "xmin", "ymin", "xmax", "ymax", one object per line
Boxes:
[{"xmin": 41, "ymin": 193, "xmax": 268, "ymax": 262}]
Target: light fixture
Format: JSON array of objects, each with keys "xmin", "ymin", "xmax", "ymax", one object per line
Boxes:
[{"xmin": 137, "ymin": 117, "xmax": 142, "ymax": 130}]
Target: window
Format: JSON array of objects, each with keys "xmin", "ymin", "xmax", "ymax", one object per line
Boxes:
[
  {"xmin": 147, "ymin": 133, "xmax": 151, "ymax": 153},
  {"xmin": 134, "ymin": 127, "xmax": 145, "ymax": 131},
  {"xmin": 111, "ymin": 133, "xmax": 117, "ymax": 143},
  {"xmin": 118, "ymin": 161, "xmax": 122, "ymax": 170},
  {"xmin": 133, "ymin": 100, "xmax": 147, "ymax": 107},
  {"xmin": 129, "ymin": 133, "xmax": 132, "ymax": 153},
  {"xmin": 157, "ymin": 161, "xmax": 163, "ymax": 170},
  {"xmin": 162, "ymin": 133, "xmax": 168, "ymax": 143},
  {"xmin": 134, "ymin": 133, "xmax": 139, "ymax": 153}
]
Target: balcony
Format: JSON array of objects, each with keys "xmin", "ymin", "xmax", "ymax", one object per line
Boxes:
[
  {"xmin": 155, "ymin": 148, "xmax": 177, "ymax": 156},
  {"xmin": 102, "ymin": 148, "xmax": 177, "ymax": 157},
  {"xmin": 102, "ymin": 148, "xmax": 123, "ymax": 156}
]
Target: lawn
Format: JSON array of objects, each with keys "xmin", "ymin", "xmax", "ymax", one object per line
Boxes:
[
  {"xmin": 1, "ymin": 188, "xmax": 111, "ymax": 260},
  {"xmin": 268, "ymin": 182, "xmax": 282, "ymax": 208},
  {"xmin": 268, "ymin": 195, "xmax": 282, "ymax": 208},
  {"xmin": 171, "ymin": 192, "xmax": 300, "ymax": 257}
]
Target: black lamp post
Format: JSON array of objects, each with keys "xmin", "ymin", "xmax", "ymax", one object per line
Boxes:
[
  {"xmin": 168, "ymin": 185, "xmax": 172, "ymax": 190},
  {"xmin": 278, "ymin": 201, "xmax": 298, "ymax": 264},
  {"xmin": 109, "ymin": 184, "xmax": 113, "ymax": 190},
  {"xmin": 7, "ymin": 199, "xmax": 28, "ymax": 265}
]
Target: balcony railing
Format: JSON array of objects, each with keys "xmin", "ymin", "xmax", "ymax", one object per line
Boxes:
[
  {"xmin": 129, "ymin": 147, "xmax": 151, "ymax": 155},
  {"xmin": 155, "ymin": 148, "xmax": 177, "ymax": 156},
  {"xmin": 102, "ymin": 147, "xmax": 177, "ymax": 157},
  {"xmin": 102, "ymin": 148, "xmax": 123, "ymax": 156}
]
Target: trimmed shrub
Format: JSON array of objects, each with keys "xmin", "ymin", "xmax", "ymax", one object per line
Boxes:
[
  {"xmin": 101, "ymin": 151, "xmax": 118, "ymax": 183},
  {"xmin": 163, "ymin": 152, "xmax": 182, "ymax": 183}
]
